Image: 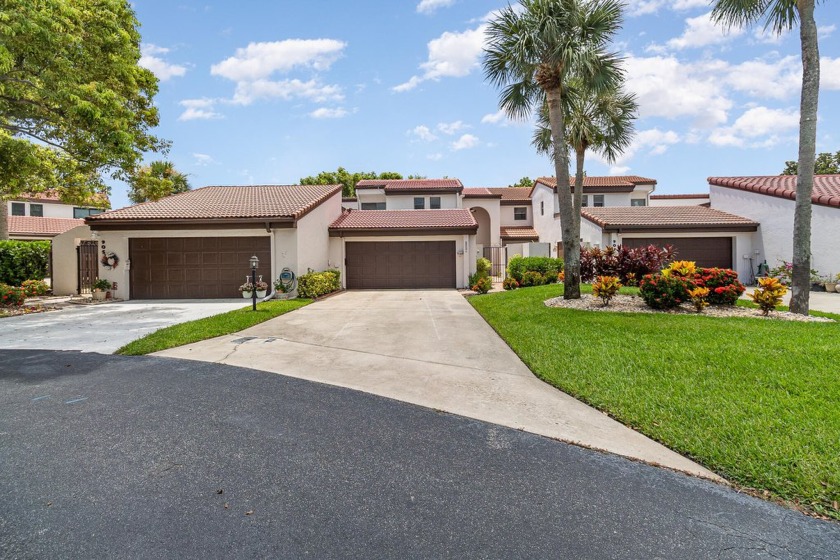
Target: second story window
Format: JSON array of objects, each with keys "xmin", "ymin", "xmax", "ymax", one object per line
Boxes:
[
  {"xmin": 581, "ymin": 195, "xmax": 589, "ymax": 207},
  {"xmin": 631, "ymin": 198, "xmax": 646, "ymax": 207},
  {"xmin": 414, "ymin": 197, "xmax": 425, "ymax": 210},
  {"xmin": 514, "ymin": 207, "xmax": 527, "ymax": 220},
  {"xmin": 73, "ymin": 207, "xmax": 103, "ymax": 219},
  {"xmin": 593, "ymin": 195, "xmax": 605, "ymax": 207},
  {"xmin": 30, "ymin": 203, "xmax": 43, "ymax": 217},
  {"xmin": 361, "ymin": 202, "xmax": 386, "ymax": 210},
  {"xmin": 540, "ymin": 201, "xmax": 544, "ymax": 216},
  {"xmin": 430, "ymin": 196, "xmax": 441, "ymax": 209},
  {"xmin": 11, "ymin": 202, "xmax": 25, "ymax": 216}
]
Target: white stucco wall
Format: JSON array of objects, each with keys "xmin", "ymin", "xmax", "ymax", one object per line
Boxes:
[
  {"xmin": 8, "ymin": 200, "xmax": 73, "ymax": 219},
  {"xmin": 341, "ymin": 200, "xmax": 359, "ymax": 210},
  {"xmin": 531, "ymin": 185, "xmax": 563, "ymax": 256},
  {"xmin": 385, "ymin": 193, "xmax": 460, "ymax": 210},
  {"xmin": 710, "ymin": 185, "xmax": 840, "ymax": 278},
  {"xmin": 296, "ymin": 192, "xmax": 342, "ymax": 276},
  {"xmin": 650, "ymin": 196, "xmax": 710, "ymax": 207},
  {"xmin": 580, "ymin": 218, "xmax": 604, "ymax": 248},
  {"xmin": 50, "ymin": 225, "xmax": 93, "ymax": 295}
]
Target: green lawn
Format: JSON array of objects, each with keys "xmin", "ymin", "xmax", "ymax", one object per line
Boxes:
[
  {"xmin": 116, "ymin": 299, "xmax": 311, "ymax": 355},
  {"xmin": 470, "ymin": 284, "xmax": 840, "ymax": 520}
]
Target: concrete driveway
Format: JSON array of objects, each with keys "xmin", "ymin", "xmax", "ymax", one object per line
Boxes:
[
  {"xmin": 158, "ymin": 290, "xmax": 718, "ymax": 480},
  {"xmin": 0, "ymin": 300, "xmax": 248, "ymax": 353}
]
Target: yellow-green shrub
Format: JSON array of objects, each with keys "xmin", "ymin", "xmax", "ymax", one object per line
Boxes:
[
  {"xmin": 687, "ymin": 286, "xmax": 710, "ymax": 313},
  {"xmin": 592, "ymin": 275, "xmax": 622, "ymax": 306},
  {"xmin": 750, "ymin": 277, "xmax": 787, "ymax": 316},
  {"xmin": 297, "ymin": 269, "xmax": 341, "ymax": 298}
]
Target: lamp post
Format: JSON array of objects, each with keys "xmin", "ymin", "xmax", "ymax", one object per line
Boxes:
[{"xmin": 249, "ymin": 255, "xmax": 259, "ymax": 311}]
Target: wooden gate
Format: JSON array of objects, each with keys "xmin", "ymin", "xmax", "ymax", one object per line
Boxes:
[
  {"xmin": 77, "ymin": 240, "xmax": 98, "ymax": 294},
  {"xmin": 482, "ymin": 246, "xmax": 507, "ymax": 281}
]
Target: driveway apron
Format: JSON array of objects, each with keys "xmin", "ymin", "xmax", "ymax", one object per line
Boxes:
[{"xmin": 156, "ymin": 290, "xmax": 719, "ymax": 479}]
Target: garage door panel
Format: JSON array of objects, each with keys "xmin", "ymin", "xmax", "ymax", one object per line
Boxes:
[
  {"xmin": 622, "ymin": 237, "xmax": 733, "ymax": 269},
  {"xmin": 130, "ymin": 236, "xmax": 271, "ymax": 299},
  {"xmin": 346, "ymin": 241, "xmax": 455, "ymax": 289}
]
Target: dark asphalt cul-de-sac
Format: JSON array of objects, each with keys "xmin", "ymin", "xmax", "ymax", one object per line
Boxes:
[{"xmin": 1, "ymin": 350, "xmax": 838, "ymax": 559}]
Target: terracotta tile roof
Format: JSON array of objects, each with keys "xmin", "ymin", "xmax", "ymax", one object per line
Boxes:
[
  {"xmin": 9, "ymin": 216, "xmax": 85, "ymax": 237},
  {"xmin": 536, "ymin": 175, "xmax": 656, "ymax": 193},
  {"xmin": 86, "ymin": 185, "xmax": 341, "ymax": 223},
  {"xmin": 500, "ymin": 226, "xmax": 540, "ymax": 241},
  {"xmin": 329, "ymin": 209, "xmax": 477, "ymax": 231},
  {"xmin": 487, "ymin": 188, "xmax": 533, "ymax": 202},
  {"xmin": 708, "ymin": 175, "xmax": 840, "ymax": 208},
  {"xmin": 462, "ymin": 187, "xmax": 500, "ymax": 198},
  {"xmin": 650, "ymin": 193, "xmax": 709, "ymax": 200},
  {"xmin": 355, "ymin": 179, "xmax": 463, "ymax": 192},
  {"xmin": 581, "ymin": 206, "xmax": 758, "ymax": 232}
]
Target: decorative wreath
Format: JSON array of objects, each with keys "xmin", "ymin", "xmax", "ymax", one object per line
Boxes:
[{"xmin": 101, "ymin": 251, "xmax": 120, "ymax": 270}]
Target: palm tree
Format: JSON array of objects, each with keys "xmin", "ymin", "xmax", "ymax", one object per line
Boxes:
[
  {"xmin": 712, "ymin": 0, "xmax": 820, "ymax": 315},
  {"xmin": 128, "ymin": 160, "xmax": 191, "ymax": 203},
  {"xmin": 483, "ymin": 0, "xmax": 625, "ymax": 299},
  {"xmin": 533, "ymin": 82, "xmax": 637, "ymax": 240}
]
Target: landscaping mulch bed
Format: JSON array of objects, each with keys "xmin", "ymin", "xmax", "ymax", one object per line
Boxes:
[{"xmin": 544, "ymin": 293, "xmax": 834, "ymax": 323}]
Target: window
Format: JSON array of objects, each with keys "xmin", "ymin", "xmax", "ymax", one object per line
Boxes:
[
  {"xmin": 593, "ymin": 195, "xmax": 605, "ymax": 207},
  {"xmin": 11, "ymin": 202, "xmax": 25, "ymax": 216},
  {"xmin": 361, "ymin": 202, "xmax": 386, "ymax": 210},
  {"xmin": 73, "ymin": 207, "xmax": 104, "ymax": 218},
  {"xmin": 514, "ymin": 207, "xmax": 527, "ymax": 220},
  {"xmin": 414, "ymin": 197, "xmax": 425, "ymax": 210},
  {"xmin": 29, "ymin": 203, "xmax": 43, "ymax": 217},
  {"xmin": 631, "ymin": 198, "xmax": 646, "ymax": 207},
  {"xmin": 540, "ymin": 201, "xmax": 544, "ymax": 216},
  {"xmin": 581, "ymin": 195, "xmax": 589, "ymax": 207},
  {"xmin": 430, "ymin": 196, "xmax": 441, "ymax": 209}
]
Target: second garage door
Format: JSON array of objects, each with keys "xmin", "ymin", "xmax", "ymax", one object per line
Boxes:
[
  {"xmin": 346, "ymin": 241, "xmax": 456, "ymax": 289},
  {"xmin": 130, "ymin": 237, "xmax": 271, "ymax": 299},
  {"xmin": 622, "ymin": 237, "xmax": 733, "ymax": 269}
]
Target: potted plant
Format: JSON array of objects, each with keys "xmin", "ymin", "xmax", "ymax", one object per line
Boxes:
[
  {"xmin": 92, "ymin": 278, "xmax": 111, "ymax": 301},
  {"xmin": 239, "ymin": 281, "xmax": 254, "ymax": 299},
  {"xmin": 827, "ymin": 274, "xmax": 840, "ymax": 293},
  {"xmin": 255, "ymin": 280, "xmax": 268, "ymax": 298}
]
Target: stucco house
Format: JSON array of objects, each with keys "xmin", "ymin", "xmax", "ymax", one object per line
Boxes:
[
  {"xmin": 708, "ymin": 175, "xmax": 840, "ymax": 278},
  {"xmin": 6, "ymin": 192, "xmax": 105, "ymax": 240}
]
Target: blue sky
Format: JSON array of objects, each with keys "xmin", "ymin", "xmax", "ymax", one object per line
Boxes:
[{"xmin": 120, "ymin": 0, "xmax": 840, "ymax": 210}]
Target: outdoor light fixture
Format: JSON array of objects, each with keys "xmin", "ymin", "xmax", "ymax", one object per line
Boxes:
[{"xmin": 250, "ymin": 255, "xmax": 259, "ymax": 311}]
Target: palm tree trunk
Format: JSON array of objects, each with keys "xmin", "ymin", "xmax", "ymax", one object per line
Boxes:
[
  {"xmin": 790, "ymin": 0, "xmax": 819, "ymax": 315},
  {"xmin": 0, "ymin": 200, "xmax": 9, "ymax": 241},
  {"xmin": 573, "ymin": 147, "xmax": 585, "ymax": 241},
  {"xmin": 546, "ymin": 88, "xmax": 579, "ymax": 299}
]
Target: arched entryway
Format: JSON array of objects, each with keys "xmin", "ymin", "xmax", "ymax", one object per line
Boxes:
[{"xmin": 471, "ymin": 206, "xmax": 492, "ymax": 247}]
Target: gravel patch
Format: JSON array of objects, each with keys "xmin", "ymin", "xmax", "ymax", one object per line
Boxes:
[{"xmin": 544, "ymin": 294, "xmax": 835, "ymax": 323}]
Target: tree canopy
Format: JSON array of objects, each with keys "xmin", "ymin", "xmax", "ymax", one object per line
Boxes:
[
  {"xmin": 299, "ymin": 167, "xmax": 425, "ymax": 197},
  {"xmin": 0, "ymin": 0, "xmax": 166, "ymax": 206},
  {"xmin": 128, "ymin": 161, "xmax": 191, "ymax": 203},
  {"xmin": 782, "ymin": 151, "xmax": 840, "ymax": 175},
  {"xmin": 508, "ymin": 177, "xmax": 534, "ymax": 188}
]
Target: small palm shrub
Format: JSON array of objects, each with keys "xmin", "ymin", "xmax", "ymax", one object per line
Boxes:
[
  {"xmin": 472, "ymin": 276, "xmax": 492, "ymax": 294},
  {"xmin": 592, "ymin": 276, "xmax": 621, "ymax": 306},
  {"xmin": 750, "ymin": 277, "xmax": 787, "ymax": 316},
  {"xmin": 502, "ymin": 277, "xmax": 519, "ymax": 290},
  {"xmin": 687, "ymin": 286, "xmax": 710, "ymax": 313}
]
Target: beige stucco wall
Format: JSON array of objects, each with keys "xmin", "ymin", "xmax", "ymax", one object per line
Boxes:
[
  {"xmin": 296, "ymin": 192, "xmax": 343, "ymax": 276},
  {"xmin": 463, "ymin": 199, "xmax": 501, "ymax": 247},
  {"xmin": 500, "ymin": 204, "xmax": 533, "ymax": 227},
  {"xmin": 385, "ymin": 193, "xmax": 460, "ymax": 210},
  {"xmin": 50, "ymin": 225, "xmax": 93, "ymax": 295}
]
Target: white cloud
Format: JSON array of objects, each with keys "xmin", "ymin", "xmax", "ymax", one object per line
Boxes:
[
  {"xmin": 427, "ymin": 153, "xmax": 444, "ymax": 161},
  {"xmin": 723, "ymin": 56, "xmax": 801, "ymax": 100},
  {"xmin": 231, "ymin": 79, "xmax": 343, "ymax": 105},
  {"xmin": 210, "ymin": 39, "xmax": 346, "ymax": 81},
  {"xmin": 309, "ymin": 107, "xmax": 349, "ymax": 119},
  {"xmin": 819, "ymin": 24, "xmax": 837, "ymax": 39},
  {"xmin": 139, "ymin": 43, "xmax": 187, "ymax": 81},
  {"xmin": 710, "ymin": 106, "xmax": 799, "ymax": 147},
  {"xmin": 451, "ymin": 133, "xmax": 479, "ymax": 151},
  {"xmin": 192, "ymin": 153, "xmax": 215, "ymax": 166},
  {"xmin": 416, "ymin": 0, "xmax": 456, "ymax": 15},
  {"xmin": 409, "ymin": 125, "xmax": 438, "ymax": 142},
  {"xmin": 393, "ymin": 24, "xmax": 486, "ymax": 91},
  {"xmin": 665, "ymin": 12, "xmax": 745, "ymax": 50},
  {"xmin": 821, "ymin": 57, "xmax": 840, "ymax": 90},
  {"xmin": 481, "ymin": 110, "xmax": 506, "ymax": 124},
  {"xmin": 625, "ymin": 0, "xmax": 708, "ymax": 17},
  {"xmin": 178, "ymin": 98, "xmax": 223, "ymax": 121},
  {"xmin": 437, "ymin": 120, "xmax": 467, "ymax": 135},
  {"xmin": 599, "ymin": 128, "xmax": 681, "ymax": 172}
]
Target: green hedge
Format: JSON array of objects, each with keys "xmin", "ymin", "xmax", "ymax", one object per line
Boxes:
[
  {"xmin": 0, "ymin": 240, "xmax": 51, "ymax": 286},
  {"xmin": 297, "ymin": 269, "xmax": 341, "ymax": 298},
  {"xmin": 507, "ymin": 256, "xmax": 564, "ymax": 283}
]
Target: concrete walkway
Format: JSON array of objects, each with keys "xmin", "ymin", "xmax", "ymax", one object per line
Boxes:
[{"xmin": 157, "ymin": 290, "xmax": 719, "ymax": 480}]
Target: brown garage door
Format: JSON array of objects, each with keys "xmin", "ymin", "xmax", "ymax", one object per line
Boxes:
[
  {"xmin": 130, "ymin": 237, "xmax": 271, "ymax": 299},
  {"xmin": 346, "ymin": 241, "xmax": 456, "ymax": 289},
  {"xmin": 622, "ymin": 237, "xmax": 733, "ymax": 269}
]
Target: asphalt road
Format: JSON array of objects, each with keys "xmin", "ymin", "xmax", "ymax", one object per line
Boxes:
[{"xmin": 1, "ymin": 351, "xmax": 838, "ymax": 559}]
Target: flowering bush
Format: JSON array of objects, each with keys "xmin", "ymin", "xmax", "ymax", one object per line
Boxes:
[
  {"xmin": 750, "ymin": 277, "xmax": 787, "ymax": 315},
  {"xmin": 254, "ymin": 281, "xmax": 269, "ymax": 292},
  {"xmin": 639, "ymin": 273, "xmax": 691, "ymax": 309},
  {"xmin": 21, "ymin": 279, "xmax": 49, "ymax": 297},
  {"xmin": 502, "ymin": 277, "xmax": 519, "ymax": 290},
  {"xmin": 557, "ymin": 271, "xmax": 565, "ymax": 283},
  {"xmin": 694, "ymin": 268, "xmax": 745, "ymax": 306},
  {"xmin": 580, "ymin": 244, "xmax": 675, "ymax": 284},
  {"xmin": 687, "ymin": 286, "xmax": 710, "ymax": 313},
  {"xmin": 0, "ymin": 283, "xmax": 26, "ymax": 307},
  {"xmin": 472, "ymin": 276, "xmax": 492, "ymax": 294},
  {"xmin": 592, "ymin": 276, "xmax": 622, "ymax": 306},
  {"xmin": 767, "ymin": 260, "xmax": 820, "ymax": 285},
  {"xmin": 297, "ymin": 269, "xmax": 341, "ymax": 298},
  {"xmin": 520, "ymin": 271, "xmax": 546, "ymax": 287}
]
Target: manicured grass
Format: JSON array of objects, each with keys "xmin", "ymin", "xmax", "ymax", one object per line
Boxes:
[
  {"xmin": 116, "ymin": 299, "xmax": 311, "ymax": 356},
  {"xmin": 470, "ymin": 284, "xmax": 840, "ymax": 520}
]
